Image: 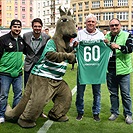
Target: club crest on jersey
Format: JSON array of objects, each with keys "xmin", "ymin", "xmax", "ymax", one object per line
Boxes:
[{"xmin": 9, "ymin": 42, "xmax": 13, "ymax": 48}]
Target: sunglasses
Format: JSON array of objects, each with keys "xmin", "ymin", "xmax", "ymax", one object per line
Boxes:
[{"xmin": 110, "ymin": 24, "xmax": 119, "ymax": 27}]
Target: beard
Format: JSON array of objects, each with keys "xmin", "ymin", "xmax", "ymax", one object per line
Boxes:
[
  {"xmin": 34, "ymin": 30, "xmax": 41, "ymax": 34},
  {"xmin": 11, "ymin": 30, "xmax": 21, "ymax": 36}
]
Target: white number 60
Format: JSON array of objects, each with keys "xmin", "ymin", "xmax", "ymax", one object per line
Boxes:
[{"xmin": 84, "ymin": 45, "xmax": 100, "ymax": 62}]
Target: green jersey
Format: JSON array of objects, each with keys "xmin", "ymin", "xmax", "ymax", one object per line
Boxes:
[{"xmin": 77, "ymin": 40, "xmax": 111, "ymax": 84}]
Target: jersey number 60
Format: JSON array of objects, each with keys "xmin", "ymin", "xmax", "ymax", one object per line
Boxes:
[{"xmin": 84, "ymin": 45, "xmax": 100, "ymax": 62}]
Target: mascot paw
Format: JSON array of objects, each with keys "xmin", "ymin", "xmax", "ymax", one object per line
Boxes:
[
  {"xmin": 18, "ymin": 118, "xmax": 36, "ymax": 128},
  {"xmin": 48, "ymin": 114, "xmax": 69, "ymax": 122},
  {"xmin": 67, "ymin": 52, "xmax": 76, "ymax": 64},
  {"xmin": 5, "ymin": 104, "xmax": 18, "ymax": 123},
  {"xmin": 57, "ymin": 115, "xmax": 69, "ymax": 122}
]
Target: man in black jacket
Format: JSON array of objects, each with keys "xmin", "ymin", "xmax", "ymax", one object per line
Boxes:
[{"xmin": 0, "ymin": 19, "xmax": 25, "ymax": 123}]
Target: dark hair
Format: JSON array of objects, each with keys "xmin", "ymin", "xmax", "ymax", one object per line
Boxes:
[
  {"xmin": 31, "ymin": 18, "xmax": 43, "ymax": 27},
  {"xmin": 10, "ymin": 19, "xmax": 22, "ymax": 29}
]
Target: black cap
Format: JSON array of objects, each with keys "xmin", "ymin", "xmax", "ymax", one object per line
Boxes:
[{"xmin": 10, "ymin": 19, "xmax": 22, "ymax": 29}]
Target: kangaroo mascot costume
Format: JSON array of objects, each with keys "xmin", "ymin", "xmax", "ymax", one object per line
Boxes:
[{"xmin": 5, "ymin": 6, "xmax": 77, "ymax": 128}]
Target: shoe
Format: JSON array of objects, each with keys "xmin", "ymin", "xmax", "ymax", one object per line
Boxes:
[
  {"xmin": 125, "ymin": 115, "xmax": 133, "ymax": 124},
  {"xmin": 0, "ymin": 117, "xmax": 5, "ymax": 123},
  {"xmin": 41, "ymin": 113, "xmax": 47, "ymax": 118},
  {"xmin": 93, "ymin": 114, "xmax": 100, "ymax": 121},
  {"xmin": 108, "ymin": 114, "xmax": 118, "ymax": 121},
  {"xmin": 76, "ymin": 114, "xmax": 83, "ymax": 121}
]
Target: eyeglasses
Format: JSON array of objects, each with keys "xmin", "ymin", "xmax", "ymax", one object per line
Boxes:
[{"xmin": 110, "ymin": 24, "xmax": 119, "ymax": 27}]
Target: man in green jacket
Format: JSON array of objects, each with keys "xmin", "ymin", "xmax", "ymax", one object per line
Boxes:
[
  {"xmin": 105, "ymin": 18, "xmax": 133, "ymax": 124},
  {"xmin": 0, "ymin": 19, "xmax": 25, "ymax": 123}
]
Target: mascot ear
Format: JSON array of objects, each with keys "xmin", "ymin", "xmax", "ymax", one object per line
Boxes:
[
  {"xmin": 59, "ymin": 6, "xmax": 67, "ymax": 16},
  {"xmin": 67, "ymin": 8, "xmax": 73, "ymax": 16}
]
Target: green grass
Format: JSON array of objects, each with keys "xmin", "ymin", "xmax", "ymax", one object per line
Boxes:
[{"xmin": 0, "ymin": 64, "xmax": 133, "ymax": 133}]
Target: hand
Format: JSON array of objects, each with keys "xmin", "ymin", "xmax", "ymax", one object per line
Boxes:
[
  {"xmin": 110, "ymin": 42, "xmax": 120, "ymax": 49},
  {"xmin": 104, "ymin": 39, "xmax": 110, "ymax": 44},
  {"xmin": 73, "ymin": 41, "xmax": 78, "ymax": 47}
]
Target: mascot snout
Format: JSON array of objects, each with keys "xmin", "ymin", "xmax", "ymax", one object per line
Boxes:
[
  {"xmin": 65, "ymin": 33, "xmax": 77, "ymax": 39},
  {"xmin": 71, "ymin": 33, "xmax": 77, "ymax": 38}
]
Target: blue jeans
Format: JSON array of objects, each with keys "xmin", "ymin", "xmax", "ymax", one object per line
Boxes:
[
  {"xmin": 107, "ymin": 71, "xmax": 132, "ymax": 116},
  {"xmin": 0, "ymin": 75, "xmax": 23, "ymax": 118},
  {"xmin": 76, "ymin": 79, "xmax": 101, "ymax": 115},
  {"xmin": 24, "ymin": 71, "xmax": 30, "ymax": 88}
]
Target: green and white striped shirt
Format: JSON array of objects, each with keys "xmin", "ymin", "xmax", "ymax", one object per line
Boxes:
[{"xmin": 31, "ymin": 39, "xmax": 68, "ymax": 80}]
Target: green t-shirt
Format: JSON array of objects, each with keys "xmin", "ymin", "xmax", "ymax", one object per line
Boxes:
[{"xmin": 77, "ymin": 40, "xmax": 111, "ymax": 84}]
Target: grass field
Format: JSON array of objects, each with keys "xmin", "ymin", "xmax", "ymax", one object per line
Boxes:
[{"xmin": 0, "ymin": 64, "xmax": 133, "ymax": 133}]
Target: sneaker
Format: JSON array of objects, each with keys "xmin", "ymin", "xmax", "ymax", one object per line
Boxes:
[
  {"xmin": 40, "ymin": 113, "xmax": 47, "ymax": 118},
  {"xmin": 93, "ymin": 114, "xmax": 100, "ymax": 121},
  {"xmin": 125, "ymin": 115, "xmax": 133, "ymax": 124},
  {"xmin": 76, "ymin": 114, "xmax": 83, "ymax": 121},
  {"xmin": 0, "ymin": 117, "xmax": 5, "ymax": 123},
  {"xmin": 108, "ymin": 114, "xmax": 118, "ymax": 121}
]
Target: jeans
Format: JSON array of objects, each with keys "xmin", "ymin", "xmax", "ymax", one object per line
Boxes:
[
  {"xmin": 0, "ymin": 75, "xmax": 23, "ymax": 118},
  {"xmin": 76, "ymin": 79, "xmax": 101, "ymax": 115},
  {"xmin": 107, "ymin": 71, "xmax": 132, "ymax": 116},
  {"xmin": 24, "ymin": 71, "xmax": 30, "ymax": 88}
]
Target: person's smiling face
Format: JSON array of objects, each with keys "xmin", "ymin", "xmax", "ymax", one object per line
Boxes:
[
  {"xmin": 86, "ymin": 17, "xmax": 97, "ymax": 33},
  {"xmin": 32, "ymin": 22, "xmax": 42, "ymax": 35},
  {"xmin": 11, "ymin": 23, "xmax": 22, "ymax": 36},
  {"xmin": 109, "ymin": 19, "xmax": 121, "ymax": 35}
]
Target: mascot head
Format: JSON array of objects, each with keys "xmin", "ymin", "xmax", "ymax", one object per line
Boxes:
[{"xmin": 52, "ymin": 6, "xmax": 77, "ymax": 50}]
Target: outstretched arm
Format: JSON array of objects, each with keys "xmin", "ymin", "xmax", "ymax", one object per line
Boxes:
[{"xmin": 46, "ymin": 51, "xmax": 76, "ymax": 63}]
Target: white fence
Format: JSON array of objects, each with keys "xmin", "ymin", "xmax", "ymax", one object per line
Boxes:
[{"xmin": 0, "ymin": 28, "xmax": 32, "ymax": 37}]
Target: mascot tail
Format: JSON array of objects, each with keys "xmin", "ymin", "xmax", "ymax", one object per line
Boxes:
[{"xmin": 5, "ymin": 86, "xmax": 31, "ymax": 123}]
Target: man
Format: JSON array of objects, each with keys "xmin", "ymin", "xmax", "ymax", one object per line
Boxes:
[
  {"xmin": 0, "ymin": 19, "xmax": 24, "ymax": 123},
  {"xmin": 23, "ymin": 18, "xmax": 50, "ymax": 87},
  {"xmin": 44, "ymin": 28, "xmax": 49, "ymax": 35},
  {"xmin": 105, "ymin": 18, "xmax": 133, "ymax": 124},
  {"xmin": 44, "ymin": 27, "xmax": 52, "ymax": 38},
  {"xmin": 102, "ymin": 29, "xmax": 108, "ymax": 36},
  {"xmin": 74, "ymin": 14, "xmax": 105, "ymax": 121},
  {"xmin": 23, "ymin": 18, "xmax": 50, "ymax": 118}
]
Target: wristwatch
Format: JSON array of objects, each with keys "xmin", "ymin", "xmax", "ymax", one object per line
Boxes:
[{"xmin": 118, "ymin": 46, "xmax": 121, "ymax": 50}]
